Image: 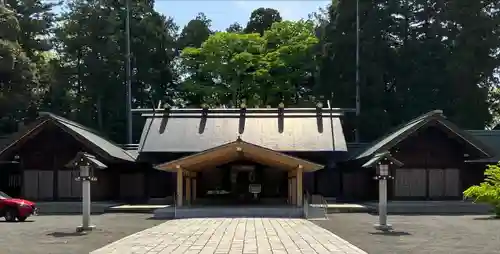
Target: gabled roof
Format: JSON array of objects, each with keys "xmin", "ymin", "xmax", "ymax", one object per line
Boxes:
[
  {"xmin": 138, "ymin": 107, "xmax": 348, "ymax": 153},
  {"xmin": 353, "ymin": 110, "xmax": 493, "ymax": 160},
  {"xmin": 66, "ymin": 152, "xmax": 108, "ymax": 169},
  {"xmin": 361, "ymin": 151, "xmax": 403, "ymax": 168},
  {"xmin": 154, "ymin": 138, "xmax": 324, "ymax": 172},
  {"xmin": 466, "ymin": 130, "xmax": 500, "ymax": 163},
  {"xmin": 0, "ymin": 112, "xmax": 136, "ymax": 162}
]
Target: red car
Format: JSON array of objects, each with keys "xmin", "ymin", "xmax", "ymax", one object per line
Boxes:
[{"xmin": 0, "ymin": 191, "xmax": 38, "ymax": 222}]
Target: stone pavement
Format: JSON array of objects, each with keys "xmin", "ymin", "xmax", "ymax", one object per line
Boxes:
[{"xmin": 91, "ymin": 218, "xmax": 367, "ymax": 254}]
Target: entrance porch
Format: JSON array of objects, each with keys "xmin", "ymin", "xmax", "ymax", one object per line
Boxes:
[{"xmin": 155, "ymin": 139, "xmax": 324, "ymax": 208}]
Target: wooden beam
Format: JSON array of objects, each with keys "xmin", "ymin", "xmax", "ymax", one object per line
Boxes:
[
  {"xmin": 185, "ymin": 177, "xmax": 191, "ymax": 205},
  {"xmin": 192, "ymin": 178, "xmax": 197, "ymax": 201}
]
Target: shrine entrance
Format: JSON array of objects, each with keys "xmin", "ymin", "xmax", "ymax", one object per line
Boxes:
[{"xmin": 155, "ymin": 139, "xmax": 324, "ymax": 207}]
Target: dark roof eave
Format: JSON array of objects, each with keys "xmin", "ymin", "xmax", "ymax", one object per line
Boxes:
[
  {"xmin": 354, "ymin": 110, "xmax": 493, "ymax": 160},
  {"xmin": 465, "ymin": 158, "xmax": 499, "ymax": 163},
  {"xmin": 0, "ymin": 113, "xmax": 136, "ymax": 163},
  {"xmin": 65, "ymin": 152, "xmax": 108, "ymax": 169},
  {"xmin": 361, "ymin": 151, "xmax": 403, "ymax": 168}
]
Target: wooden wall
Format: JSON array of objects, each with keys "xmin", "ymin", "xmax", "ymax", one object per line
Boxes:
[
  {"xmin": 339, "ymin": 124, "xmax": 489, "ymax": 201},
  {"xmin": 389, "ymin": 125, "xmax": 483, "ymax": 200},
  {"xmin": 9, "ymin": 123, "xmax": 145, "ymax": 201}
]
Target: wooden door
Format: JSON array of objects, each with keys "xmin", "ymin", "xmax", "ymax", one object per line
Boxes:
[
  {"xmin": 427, "ymin": 168, "xmax": 460, "ymax": 198},
  {"xmin": 23, "ymin": 170, "xmax": 39, "ymax": 200},
  {"xmin": 24, "ymin": 170, "xmax": 54, "ymax": 200},
  {"xmin": 444, "ymin": 168, "xmax": 460, "ymax": 197},
  {"xmin": 428, "ymin": 169, "xmax": 445, "ymax": 197},
  {"xmin": 58, "ymin": 170, "xmax": 81, "ymax": 198},
  {"xmin": 394, "ymin": 169, "xmax": 426, "ymax": 198}
]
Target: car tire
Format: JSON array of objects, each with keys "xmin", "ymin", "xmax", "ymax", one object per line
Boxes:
[
  {"xmin": 17, "ymin": 216, "xmax": 27, "ymax": 222},
  {"xmin": 4, "ymin": 208, "xmax": 17, "ymax": 222}
]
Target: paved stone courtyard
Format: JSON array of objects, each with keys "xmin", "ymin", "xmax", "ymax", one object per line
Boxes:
[
  {"xmin": 0, "ymin": 214, "xmax": 164, "ymax": 254},
  {"xmin": 314, "ymin": 213, "xmax": 500, "ymax": 254},
  {"xmin": 91, "ymin": 218, "xmax": 367, "ymax": 254}
]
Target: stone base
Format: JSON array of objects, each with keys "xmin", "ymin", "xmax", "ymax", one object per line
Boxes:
[
  {"xmin": 76, "ymin": 225, "xmax": 96, "ymax": 232},
  {"xmin": 374, "ymin": 223, "xmax": 392, "ymax": 232}
]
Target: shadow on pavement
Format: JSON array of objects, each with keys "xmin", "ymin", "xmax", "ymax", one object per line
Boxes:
[
  {"xmin": 473, "ymin": 216, "xmax": 500, "ymax": 220},
  {"xmin": 145, "ymin": 216, "xmax": 172, "ymax": 221},
  {"xmin": 0, "ymin": 220, "xmax": 34, "ymax": 223},
  {"xmin": 369, "ymin": 231, "xmax": 411, "ymax": 236},
  {"xmin": 47, "ymin": 231, "xmax": 88, "ymax": 237}
]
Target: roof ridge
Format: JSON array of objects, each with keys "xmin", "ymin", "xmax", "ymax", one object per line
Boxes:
[
  {"xmin": 360, "ymin": 109, "xmax": 443, "ymax": 148},
  {"xmin": 351, "ymin": 109, "xmax": 445, "ymax": 159},
  {"xmin": 39, "ymin": 112, "xmax": 125, "ymax": 145},
  {"xmin": 467, "ymin": 129, "xmax": 500, "ymax": 134},
  {"xmin": 39, "ymin": 112, "xmax": 102, "ymax": 135},
  {"xmin": 38, "ymin": 112, "xmax": 136, "ymax": 161},
  {"xmin": 407, "ymin": 109, "xmax": 443, "ymax": 125}
]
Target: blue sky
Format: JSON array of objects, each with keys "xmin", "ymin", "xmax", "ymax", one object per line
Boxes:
[{"xmin": 155, "ymin": 1, "xmax": 330, "ymax": 31}]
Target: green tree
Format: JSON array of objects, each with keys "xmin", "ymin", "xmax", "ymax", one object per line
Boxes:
[
  {"xmin": 7, "ymin": 0, "xmax": 61, "ymax": 121},
  {"xmin": 180, "ymin": 20, "xmax": 318, "ymax": 107},
  {"xmin": 316, "ymin": 0, "xmax": 500, "ymax": 141},
  {"xmin": 441, "ymin": 0, "xmax": 500, "ymax": 128},
  {"xmin": 464, "ymin": 164, "xmax": 500, "ymax": 217},
  {"xmin": 0, "ymin": 5, "xmax": 39, "ymax": 134},
  {"xmin": 6, "ymin": 0, "xmax": 58, "ymax": 61},
  {"xmin": 244, "ymin": 8, "xmax": 282, "ymax": 36},
  {"xmin": 316, "ymin": 0, "xmax": 398, "ymax": 141},
  {"xmin": 177, "ymin": 12, "xmax": 212, "ymax": 50},
  {"xmin": 490, "ymin": 87, "xmax": 500, "ymax": 128},
  {"xmin": 226, "ymin": 22, "xmax": 243, "ymax": 33},
  {"xmin": 180, "ymin": 32, "xmax": 266, "ymax": 107},
  {"xmin": 55, "ymin": 0, "xmax": 178, "ymax": 142},
  {"xmin": 262, "ymin": 21, "xmax": 319, "ymax": 105}
]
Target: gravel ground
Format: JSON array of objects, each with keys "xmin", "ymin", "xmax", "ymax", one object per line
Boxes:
[
  {"xmin": 0, "ymin": 213, "xmax": 165, "ymax": 254},
  {"xmin": 313, "ymin": 213, "xmax": 500, "ymax": 254}
]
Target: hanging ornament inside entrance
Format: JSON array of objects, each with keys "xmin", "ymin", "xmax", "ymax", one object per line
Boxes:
[{"xmin": 248, "ymin": 171, "xmax": 255, "ymax": 183}]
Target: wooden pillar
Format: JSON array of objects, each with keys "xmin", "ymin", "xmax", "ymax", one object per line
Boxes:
[
  {"xmin": 288, "ymin": 178, "xmax": 292, "ymax": 204},
  {"xmin": 176, "ymin": 167, "xmax": 183, "ymax": 207},
  {"xmin": 296, "ymin": 166, "xmax": 303, "ymax": 207},
  {"xmin": 185, "ymin": 176, "xmax": 191, "ymax": 205},
  {"xmin": 291, "ymin": 178, "xmax": 297, "ymax": 205},
  {"xmin": 192, "ymin": 178, "xmax": 197, "ymax": 201}
]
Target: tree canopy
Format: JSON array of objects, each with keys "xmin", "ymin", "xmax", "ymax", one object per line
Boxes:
[{"xmin": 0, "ymin": 1, "xmax": 499, "ymax": 143}]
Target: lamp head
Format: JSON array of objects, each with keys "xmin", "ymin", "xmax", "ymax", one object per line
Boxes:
[{"xmin": 379, "ymin": 164, "xmax": 389, "ymax": 176}]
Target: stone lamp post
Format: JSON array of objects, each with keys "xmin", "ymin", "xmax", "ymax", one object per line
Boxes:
[
  {"xmin": 362, "ymin": 151, "xmax": 403, "ymax": 232},
  {"xmin": 66, "ymin": 152, "xmax": 107, "ymax": 232},
  {"xmin": 374, "ymin": 163, "xmax": 393, "ymax": 231}
]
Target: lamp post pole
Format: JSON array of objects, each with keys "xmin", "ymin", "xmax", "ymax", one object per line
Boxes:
[
  {"xmin": 355, "ymin": 0, "xmax": 361, "ymax": 142},
  {"xmin": 76, "ymin": 165, "xmax": 96, "ymax": 232},
  {"xmin": 374, "ymin": 163, "xmax": 392, "ymax": 232},
  {"xmin": 125, "ymin": 0, "xmax": 133, "ymax": 144}
]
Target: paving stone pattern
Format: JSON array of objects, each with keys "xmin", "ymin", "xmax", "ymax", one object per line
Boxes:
[{"xmin": 91, "ymin": 218, "xmax": 367, "ymax": 254}]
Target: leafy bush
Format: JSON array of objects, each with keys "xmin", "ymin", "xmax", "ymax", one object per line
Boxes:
[{"xmin": 463, "ymin": 164, "xmax": 500, "ymax": 216}]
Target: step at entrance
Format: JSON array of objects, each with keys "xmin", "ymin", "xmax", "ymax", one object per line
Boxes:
[{"xmin": 154, "ymin": 206, "xmax": 303, "ymax": 219}]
